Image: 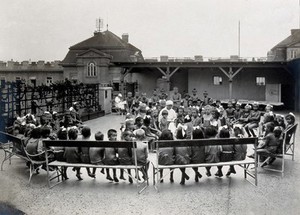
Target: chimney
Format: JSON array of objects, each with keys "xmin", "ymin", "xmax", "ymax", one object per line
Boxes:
[
  {"xmin": 122, "ymin": 33, "xmax": 129, "ymax": 43},
  {"xmin": 291, "ymin": 29, "xmax": 299, "ymax": 35}
]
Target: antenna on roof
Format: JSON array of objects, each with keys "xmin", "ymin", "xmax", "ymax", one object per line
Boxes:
[
  {"xmin": 106, "ymin": 12, "xmax": 109, "ymax": 31},
  {"xmin": 96, "ymin": 18, "xmax": 103, "ymax": 32}
]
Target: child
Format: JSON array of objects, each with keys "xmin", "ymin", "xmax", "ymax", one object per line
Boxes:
[
  {"xmin": 285, "ymin": 112, "xmax": 296, "ymax": 130},
  {"xmin": 175, "ymin": 127, "xmax": 191, "ymax": 185},
  {"xmin": 210, "ymin": 109, "xmax": 221, "ymax": 130},
  {"xmin": 226, "ymin": 101, "xmax": 235, "ymax": 122},
  {"xmin": 175, "ymin": 107, "xmax": 185, "ymax": 127},
  {"xmin": 133, "ymin": 129, "xmax": 149, "ymax": 181},
  {"xmin": 159, "ymin": 110, "xmax": 169, "ymax": 131},
  {"xmin": 258, "ymin": 104, "xmax": 275, "ymax": 137},
  {"xmin": 250, "ymin": 123, "xmax": 280, "ymax": 167},
  {"xmin": 191, "ymin": 108, "xmax": 202, "ymax": 127},
  {"xmin": 233, "ymin": 126, "xmax": 247, "ymax": 162},
  {"xmin": 89, "ymin": 131, "xmax": 105, "ymax": 177},
  {"xmin": 204, "ymin": 126, "xmax": 221, "ymax": 177},
  {"xmin": 244, "ymin": 102, "xmax": 261, "ymax": 137},
  {"xmin": 102, "ymin": 129, "xmax": 119, "ymax": 182},
  {"xmin": 237, "ymin": 104, "xmax": 251, "ymax": 126},
  {"xmin": 134, "ymin": 116, "xmax": 144, "ymax": 130},
  {"xmin": 80, "ymin": 126, "xmax": 95, "ymax": 178},
  {"xmin": 142, "ymin": 115, "xmax": 159, "ymax": 151},
  {"xmin": 233, "ymin": 102, "xmax": 243, "ymax": 123},
  {"xmin": 64, "ymin": 128, "xmax": 82, "ymax": 180},
  {"xmin": 191, "ymin": 128, "xmax": 205, "ymax": 182},
  {"xmin": 118, "ymin": 130, "xmax": 134, "ymax": 183},
  {"xmin": 158, "ymin": 129, "xmax": 175, "ymax": 183},
  {"xmin": 182, "ymin": 93, "xmax": 190, "ymax": 108},
  {"xmin": 202, "ymin": 105, "xmax": 212, "ymax": 127},
  {"xmin": 215, "ymin": 127, "xmax": 233, "ymax": 177}
]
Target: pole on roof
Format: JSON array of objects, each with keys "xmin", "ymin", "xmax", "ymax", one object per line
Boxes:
[{"xmin": 238, "ymin": 20, "xmax": 240, "ymax": 58}]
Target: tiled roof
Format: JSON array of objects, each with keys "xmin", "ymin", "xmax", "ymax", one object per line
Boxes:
[{"xmin": 61, "ymin": 30, "xmax": 143, "ymax": 64}]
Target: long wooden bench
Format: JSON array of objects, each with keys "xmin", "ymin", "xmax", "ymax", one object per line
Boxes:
[
  {"xmin": 152, "ymin": 137, "xmax": 258, "ymax": 192},
  {"xmin": 43, "ymin": 140, "xmax": 149, "ymax": 194},
  {"xmin": 0, "ymin": 131, "xmax": 48, "ymax": 183}
]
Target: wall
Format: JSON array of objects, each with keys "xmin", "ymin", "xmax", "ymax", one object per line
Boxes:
[
  {"xmin": 0, "ymin": 61, "xmax": 63, "ymax": 85},
  {"xmin": 288, "ymin": 59, "xmax": 300, "ymax": 112},
  {"xmin": 188, "ymin": 67, "xmax": 293, "ymax": 101},
  {"xmin": 188, "ymin": 68, "xmax": 229, "ymax": 99}
]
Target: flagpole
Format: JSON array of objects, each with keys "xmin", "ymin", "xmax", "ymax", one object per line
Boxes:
[{"xmin": 238, "ymin": 20, "xmax": 240, "ymax": 58}]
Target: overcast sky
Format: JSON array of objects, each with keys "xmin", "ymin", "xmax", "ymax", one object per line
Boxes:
[{"xmin": 0, "ymin": 0, "xmax": 298, "ymax": 61}]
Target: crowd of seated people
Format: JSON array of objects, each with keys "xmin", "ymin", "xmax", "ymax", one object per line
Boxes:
[
  {"xmin": 116, "ymin": 87, "xmax": 296, "ymax": 184},
  {"xmin": 7, "ymin": 87, "xmax": 297, "ymax": 185}
]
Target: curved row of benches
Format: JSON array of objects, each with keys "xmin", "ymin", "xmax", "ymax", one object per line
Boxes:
[{"xmin": 0, "ymin": 124, "xmax": 297, "ymax": 193}]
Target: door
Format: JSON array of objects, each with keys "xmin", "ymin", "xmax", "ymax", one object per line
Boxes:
[{"xmin": 265, "ymin": 84, "xmax": 281, "ymax": 102}]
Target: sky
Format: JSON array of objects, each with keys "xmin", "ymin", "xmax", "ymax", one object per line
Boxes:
[{"xmin": 0, "ymin": 0, "xmax": 299, "ymax": 61}]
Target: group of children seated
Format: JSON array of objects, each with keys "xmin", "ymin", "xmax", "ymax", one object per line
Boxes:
[{"xmin": 9, "ymin": 87, "xmax": 297, "ymax": 185}]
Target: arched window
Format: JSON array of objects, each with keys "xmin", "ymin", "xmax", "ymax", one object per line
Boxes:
[{"xmin": 87, "ymin": 62, "xmax": 97, "ymax": 77}]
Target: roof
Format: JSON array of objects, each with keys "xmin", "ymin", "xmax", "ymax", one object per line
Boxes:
[
  {"xmin": 61, "ymin": 30, "xmax": 144, "ymax": 65},
  {"xmin": 271, "ymin": 29, "xmax": 300, "ymax": 50}
]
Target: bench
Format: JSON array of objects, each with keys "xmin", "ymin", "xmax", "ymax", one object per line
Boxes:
[
  {"xmin": 43, "ymin": 140, "xmax": 149, "ymax": 194},
  {"xmin": 152, "ymin": 137, "xmax": 258, "ymax": 192},
  {"xmin": 0, "ymin": 131, "xmax": 48, "ymax": 183},
  {"xmin": 0, "ymin": 131, "xmax": 28, "ymax": 170},
  {"xmin": 260, "ymin": 123, "xmax": 298, "ymax": 176}
]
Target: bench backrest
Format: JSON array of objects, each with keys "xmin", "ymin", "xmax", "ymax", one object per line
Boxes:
[
  {"xmin": 156, "ymin": 137, "xmax": 258, "ymax": 148},
  {"xmin": 43, "ymin": 140, "xmax": 137, "ymax": 148},
  {"xmin": 0, "ymin": 131, "xmax": 25, "ymax": 155},
  {"xmin": 283, "ymin": 124, "xmax": 297, "ymax": 146}
]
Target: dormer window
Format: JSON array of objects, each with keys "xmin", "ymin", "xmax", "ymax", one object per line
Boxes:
[{"xmin": 87, "ymin": 62, "xmax": 97, "ymax": 77}]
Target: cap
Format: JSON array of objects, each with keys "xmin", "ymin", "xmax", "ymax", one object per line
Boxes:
[
  {"xmin": 166, "ymin": 100, "xmax": 173, "ymax": 106},
  {"xmin": 253, "ymin": 102, "xmax": 259, "ymax": 106},
  {"xmin": 118, "ymin": 93, "xmax": 122, "ymax": 97}
]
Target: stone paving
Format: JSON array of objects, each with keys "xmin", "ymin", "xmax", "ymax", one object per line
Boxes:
[{"xmin": 0, "ymin": 113, "xmax": 299, "ymax": 215}]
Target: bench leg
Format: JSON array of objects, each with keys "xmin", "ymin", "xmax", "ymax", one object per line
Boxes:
[
  {"xmin": 1, "ymin": 152, "xmax": 14, "ymax": 171},
  {"xmin": 28, "ymin": 163, "xmax": 34, "ymax": 184}
]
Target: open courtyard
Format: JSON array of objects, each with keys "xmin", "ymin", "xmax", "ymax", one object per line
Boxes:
[{"xmin": 0, "ymin": 113, "xmax": 299, "ymax": 215}]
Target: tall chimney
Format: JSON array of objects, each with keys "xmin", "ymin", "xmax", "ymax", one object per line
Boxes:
[{"xmin": 122, "ymin": 33, "xmax": 129, "ymax": 43}]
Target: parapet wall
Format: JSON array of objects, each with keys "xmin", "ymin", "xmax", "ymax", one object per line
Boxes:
[{"xmin": 0, "ymin": 60, "xmax": 63, "ymax": 70}]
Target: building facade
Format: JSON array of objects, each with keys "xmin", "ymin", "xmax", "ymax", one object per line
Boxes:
[{"xmin": 0, "ymin": 28, "xmax": 299, "ymax": 111}]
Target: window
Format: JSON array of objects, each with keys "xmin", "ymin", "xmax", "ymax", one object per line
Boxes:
[
  {"xmin": 0, "ymin": 76, "xmax": 5, "ymax": 88},
  {"xmin": 30, "ymin": 78, "xmax": 36, "ymax": 87},
  {"xmin": 256, "ymin": 77, "xmax": 265, "ymax": 86},
  {"xmin": 87, "ymin": 62, "xmax": 97, "ymax": 77},
  {"xmin": 291, "ymin": 50, "xmax": 297, "ymax": 59},
  {"xmin": 213, "ymin": 76, "xmax": 222, "ymax": 85},
  {"xmin": 46, "ymin": 77, "xmax": 53, "ymax": 86},
  {"xmin": 113, "ymin": 82, "xmax": 120, "ymax": 91}
]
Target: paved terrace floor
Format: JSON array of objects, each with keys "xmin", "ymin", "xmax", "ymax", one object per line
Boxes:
[{"xmin": 0, "ymin": 113, "xmax": 299, "ymax": 215}]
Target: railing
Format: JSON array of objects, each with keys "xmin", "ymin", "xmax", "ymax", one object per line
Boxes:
[{"xmin": 144, "ymin": 56, "xmax": 270, "ymax": 63}]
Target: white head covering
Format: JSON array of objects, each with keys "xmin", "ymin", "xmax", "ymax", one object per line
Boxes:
[{"xmin": 166, "ymin": 100, "xmax": 173, "ymax": 106}]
